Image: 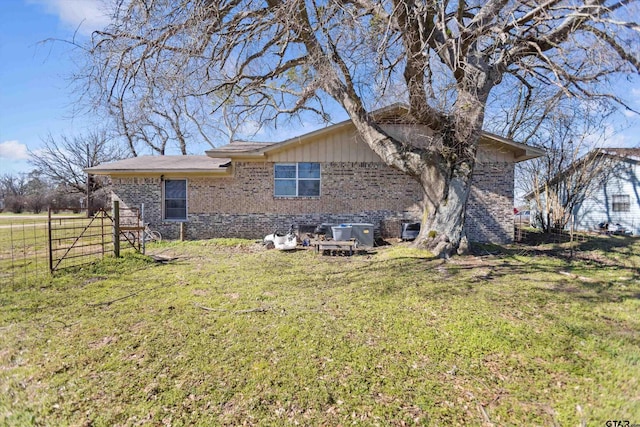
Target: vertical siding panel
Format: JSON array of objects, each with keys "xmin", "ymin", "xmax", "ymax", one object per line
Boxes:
[
  {"xmin": 318, "ymin": 135, "xmax": 327, "ymax": 162},
  {"xmin": 294, "ymin": 145, "xmax": 301, "ymax": 162},
  {"xmin": 363, "ymin": 143, "xmax": 371, "ymax": 162},
  {"xmin": 303, "ymin": 140, "xmax": 311, "ymax": 162},
  {"xmin": 341, "ymin": 131, "xmax": 350, "ymax": 162},
  {"xmin": 309, "ymin": 138, "xmax": 318, "ymax": 162},
  {"xmin": 370, "ymin": 134, "xmax": 379, "ymax": 162},
  {"xmin": 328, "ymin": 133, "xmax": 337, "ymax": 162},
  {"xmin": 338, "ymin": 131, "xmax": 347, "ymax": 162},
  {"xmin": 350, "ymin": 133, "xmax": 358, "ymax": 161},
  {"xmin": 345, "ymin": 133, "xmax": 352, "ymax": 161},
  {"xmin": 330, "ymin": 132, "xmax": 338, "ymax": 162},
  {"xmin": 362, "ymin": 138, "xmax": 373, "ymax": 162},
  {"xmin": 360, "ymin": 133, "xmax": 377, "ymax": 162}
]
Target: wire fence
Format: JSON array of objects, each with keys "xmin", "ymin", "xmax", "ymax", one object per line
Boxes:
[
  {"xmin": 49, "ymin": 210, "xmax": 114, "ymax": 272},
  {"xmin": 1, "ymin": 206, "xmax": 142, "ymax": 288},
  {"xmin": 0, "ymin": 218, "xmax": 50, "ymax": 287},
  {"xmin": 514, "ymin": 224, "xmax": 591, "ymax": 245}
]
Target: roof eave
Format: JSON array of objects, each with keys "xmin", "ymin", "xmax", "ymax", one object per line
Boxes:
[
  {"xmin": 205, "ymin": 150, "xmax": 267, "ymax": 159},
  {"xmin": 479, "ymin": 132, "xmax": 545, "ymax": 163},
  {"xmin": 514, "ymin": 150, "xmax": 546, "ymax": 162},
  {"xmin": 86, "ymin": 168, "xmax": 231, "ymax": 176},
  {"xmin": 205, "ymin": 120, "xmax": 355, "ymax": 160},
  {"xmin": 205, "ymin": 109, "xmax": 544, "ymax": 162}
]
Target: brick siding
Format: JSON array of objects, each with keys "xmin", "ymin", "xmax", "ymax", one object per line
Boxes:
[
  {"xmin": 465, "ymin": 161, "xmax": 515, "ymax": 243},
  {"xmin": 112, "ymin": 160, "xmax": 514, "ymax": 242}
]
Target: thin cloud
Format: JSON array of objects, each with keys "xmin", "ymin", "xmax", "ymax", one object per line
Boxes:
[
  {"xmin": 29, "ymin": 0, "xmax": 112, "ymax": 35},
  {"xmin": 0, "ymin": 140, "xmax": 30, "ymax": 161}
]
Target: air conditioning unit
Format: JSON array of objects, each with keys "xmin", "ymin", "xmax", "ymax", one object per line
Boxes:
[{"xmin": 348, "ymin": 223, "xmax": 374, "ymax": 248}]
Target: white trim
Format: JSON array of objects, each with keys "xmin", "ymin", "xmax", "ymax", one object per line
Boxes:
[{"xmin": 274, "ymin": 163, "xmax": 321, "ymax": 198}]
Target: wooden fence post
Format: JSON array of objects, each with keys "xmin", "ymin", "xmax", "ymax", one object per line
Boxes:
[{"xmin": 113, "ymin": 201, "xmax": 120, "ymax": 258}]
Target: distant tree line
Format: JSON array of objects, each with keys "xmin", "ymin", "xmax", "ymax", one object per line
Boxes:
[
  {"xmin": 1, "ymin": 129, "xmax": 122, "ymax": 215},
  {"xmin": 0, "ymin": 171, "xmax": 111, "ymax": 214}
]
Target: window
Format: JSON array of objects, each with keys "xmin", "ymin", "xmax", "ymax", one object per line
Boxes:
[
  {"xmin": 612, "ymin": 194, "xmax": 630, "ymax": 212},
  {"xmin": 164, "ymin": 179, "xmax": 187, "ymax": 220},
  {"xmin": 274, "ymin": 163, "xmax": 320, "ymax": 197}
]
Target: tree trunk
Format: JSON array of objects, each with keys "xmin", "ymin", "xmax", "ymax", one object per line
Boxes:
[
  {"xmin": 413, "ymin": 157, "xmax": 475, "ymax": 258},
  {"xmin": 344, "ymin": 106, "xmax": 480, "ymax": 258},
  {"xmin": 326, "ymin": 81, "xmax": 486, "ymax": 258}
]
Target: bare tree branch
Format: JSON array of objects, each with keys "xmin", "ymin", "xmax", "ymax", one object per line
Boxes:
[{"xmin": 74, "ymin": 0, "xmax": 640, "ymax": 255}]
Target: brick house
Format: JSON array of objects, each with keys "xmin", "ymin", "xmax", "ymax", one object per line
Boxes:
[{"xmin": 87, "ymin": 106, "xmax": 543, "ymax": 242}]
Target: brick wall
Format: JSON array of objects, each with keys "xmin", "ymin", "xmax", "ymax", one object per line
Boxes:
[
  {"xmin": 465, "ymin": 161, "xmax": 515, "ymax": 243},
  {"xmin": 189, "ymin": 162, "xmax": 423, "ymax": 215},
  {"xmin": 111, "ymin": 176, "xmax": 162, "ymax": 224},
  {"xmin": 112, "ymin": 160, "xmax": 514, "ymax": 242}
]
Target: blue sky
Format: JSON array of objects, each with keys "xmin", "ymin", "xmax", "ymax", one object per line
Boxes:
[
  {"xmin": 0, "ymin": 0, "xmax": 112, "ymax": 175},
  {"xmin": 1, "ymin": 0, "xmax": 639, "ymax": 176}
]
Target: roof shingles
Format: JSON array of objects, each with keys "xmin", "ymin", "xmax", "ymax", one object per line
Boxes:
[{"xmin": 86, "ymin": 155, "xmax": 230, "ymax": 173}]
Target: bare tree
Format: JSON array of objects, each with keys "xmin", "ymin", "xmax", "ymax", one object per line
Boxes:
[
  {"xmin": 0, "ymin": 172, "xmax": 55, "ymax": 213},
  {"xmin": 83, "ymin": 0, "xmax": 640, "ymax": 255},
  {"xmin": 105, "ymin": 83, "xmax": 232, "ymax": 156},
  {"xmin": 522, "ymin": 103, "xmax": 616, "ymax": 232},
  {"xmin": 23, "ymin": 172, "xmax": 54, "ymax": 214},
  {"xmin": 0, "ymin": 174, "xmax": 29, "ymax": 213},
  {"xmin": 29, "ymin": 129, "xmax": 124, "ymax": 212},
  {"xmin": 526, "ymin": 150, "xmax": 612, "ymax": 233},
  {"xmin": 486, "ymin": 82, "xmax": 622, "ymax": 232},
  {"xmin": 79, "ymin": 26, "xmax": 243, "ymax": 157}
]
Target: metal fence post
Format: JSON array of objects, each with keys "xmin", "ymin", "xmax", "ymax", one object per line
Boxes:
[
  {"xmin": 101, "ymin": 209, "xmax": 105, "ymax": 258},
  {"xmin": 113, "ymin": 201, "xmax": 120, "ymax": 258},
  {"xmin": 141, "ymin": 203, "xmax": 145, "ymax": 255},
  {"xmin": 48, "ymin": 207, "xmax": 53, "ymax": 273}
]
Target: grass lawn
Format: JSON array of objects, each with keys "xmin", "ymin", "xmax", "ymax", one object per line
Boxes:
[
  {"xmin": 0, "ymin": 212, "xmax": 86, "ymax": 226},
  {"xmin": 1, "ymin": 236, "xmax": 639, "ymax": 425}
]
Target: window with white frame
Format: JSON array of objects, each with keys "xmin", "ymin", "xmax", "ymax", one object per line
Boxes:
[
  {"xmin": 612, "ymin": 194, "xmax": 630, "ymax": 212},
  {"xmin": 274, "ymin": 163, "xmax": 320, "ymax": 197},
  {"xmin": 164, "ymin": 179, "xmax": 187, "ymax": 220}
]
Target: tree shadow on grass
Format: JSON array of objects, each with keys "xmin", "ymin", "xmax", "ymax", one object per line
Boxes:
[
  {"xmin": 464, "ymin": 237, "xmax": 640, "ymax": 305},
  {"xmin": 507, "ymin": 232, "xmax": 638, "ymax": 261},
  {"xmin": 298, "ymin": 235, "xmax": 640, "ymax": 305}
]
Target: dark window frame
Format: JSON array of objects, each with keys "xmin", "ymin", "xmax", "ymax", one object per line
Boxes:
[
  {"xmin": 612, "ymin": 194, "xmax": 630, "ymax": 213},
  {"xmin": 163, "ymin": 179, "xmax": 188, "ymax": 221}
]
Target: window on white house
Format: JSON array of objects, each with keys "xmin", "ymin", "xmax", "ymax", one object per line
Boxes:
[
  {"xmin": 612, "ymin": 194, "xmax": 630, "ymax": 212},
  {"xmin": 274, "ymin": 163, "xmax": 320, "ymax": 197},
  {"xmin": 164, "ymin": 179, "xmax": 187, "ymax": 220}
]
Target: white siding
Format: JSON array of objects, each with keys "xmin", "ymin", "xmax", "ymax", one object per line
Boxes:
[{"xmin": 575, "ymin": 160, "xmax": 640, "ymax": 235}]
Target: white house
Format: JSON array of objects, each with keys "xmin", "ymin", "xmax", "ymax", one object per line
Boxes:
[
  {"xmin": 528, "ymin": 148, "xmax": 640, "ymax": 235},
  {"xmin": 575, "ymin": 148, "xmax": 640, "ymax": 235}
]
